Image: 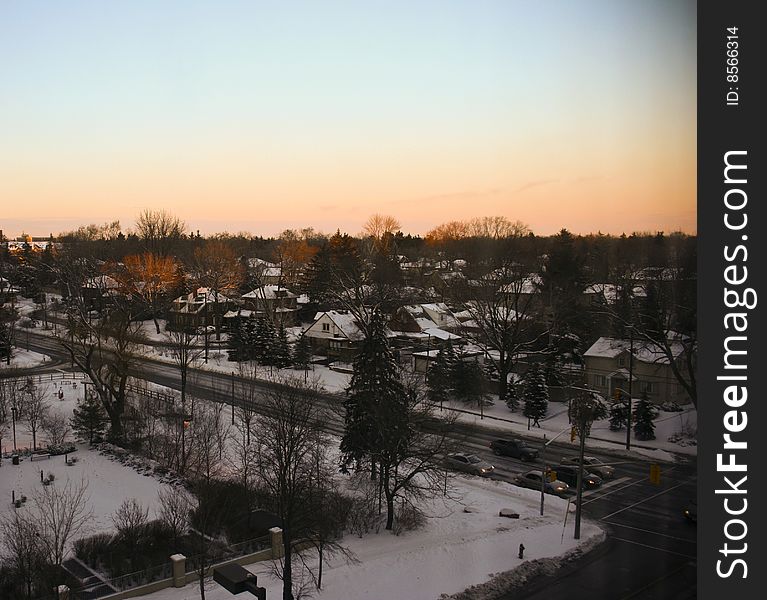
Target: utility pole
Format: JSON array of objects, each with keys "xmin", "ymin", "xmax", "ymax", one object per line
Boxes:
[
  {"xmin": 574, "ymin": 410, "xmax": 587, "ymax": 539},
  {"xmin": 231, "ymin": 371, "xmax": 236, "ymax": 425},
  {"xmin": 540, "ymin": 426, "xmax": 572, "ymax": 516},
  {"xmin": 626, "ymin": 330, "xmax": 634, "ymax": 451}
]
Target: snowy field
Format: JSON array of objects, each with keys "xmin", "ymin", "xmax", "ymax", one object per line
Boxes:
[
  {"xmin": 2, "ymin": 346, "xmax": 52, "ymax": 370},
  {"xmin": 0, "ymin": 379, "xmax": 171, "ymax": 547}
]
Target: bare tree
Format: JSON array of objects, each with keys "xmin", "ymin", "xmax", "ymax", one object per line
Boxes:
[
  {"xmin": 134, "ymin": 209, "xmax": 186, "ymax": 256},
  {"xmin": 157, "ymin": 486, "xmax": 193, "ymax": 550},
  {"xmin": 34, "ymin": 477, "xmax": 92, "ymax": 572},
  {"xmin": 458, "ymin": 264, "xmax": 547, "ymax": 404},
  {"xmin": 254, "ymin": 379, "xmax": 328, "ymax": 600},
  {"xmin": 59, "ymin": 298, "xmax": 145, "ymax": 443},
  {"xmin": 112, "ymin": 498, "xmax": 149, "ymax": 562},
  {"xmin": 19, "ymin": 378, "xmax": 49, "ymax": 451},
  {"xmin": 191, "ymin": 240, "xmax": 243, "ymax": 340},
  {"xmin": 0, "ymin": 511, "xmax": 46, "ymax": 600},
  {"xmin": 41, "ymin": 411, "xmax": 71, "ymax": 447},
  {"xmin": 116, "ymin": 252, "xmax": 181, "ymax": 333}
]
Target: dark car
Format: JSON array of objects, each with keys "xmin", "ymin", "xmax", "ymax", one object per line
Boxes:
[
  {"xmin": 490, "ymin": 438, "xmax": 539, "ymax": 461},
  {"xmin": 552, "ymin": 465, "xmax": 602, "ymax": 490}
]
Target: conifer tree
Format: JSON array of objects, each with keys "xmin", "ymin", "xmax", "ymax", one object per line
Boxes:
[
  {"xmin": 505, "ymin": 380, "xmax": 519, "ymax": 412},
  {"xmin": 608, "ymin": 398, "xmax": 629, "ymax": 431},
  {"xmin": 426, "ymin": 344, "xmax": 453, "ymax": 407},
  {"xmin": 70, "ymin": 392, "xmax": 108, "ymax": 444},
  {"xmin": 340, "ymin": 308, "xmax": 405, "ymax": 474},
  {"xmin": 522, "ymin": 364, "xmax": 548, "ymax": 428},
  {"xmin": 633, "ymin": 391, "xmax": 657, "ymax": 440},
  {"xmin": 292, "ymin": 334, "xmax": 312, "ymax": 369},
  {"xmin": 273, "ymin": 324, "xmax": 292, "ymax": 368}
]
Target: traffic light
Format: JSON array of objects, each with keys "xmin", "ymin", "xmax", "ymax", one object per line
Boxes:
[{"xmin": 570, "ymin": 427, "xmax": 577, "ymax": 442}]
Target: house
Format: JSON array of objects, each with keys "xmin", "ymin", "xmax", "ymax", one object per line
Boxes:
[
  {"xmin": 240, "ymin": 285, "xmax": 299, "ymax": 326},
  {"xmin": 169, "ymin": 288, "xmax": 233, "ymax": 330},
  {"xmin": 80, "ymin": 274, "xmax": 122, "ymax": 311},
  {"xmin": 303, "ymin": 310, "xmax": 367, "ymax": 362},
  {"xmin": 387, "ymin": 305, "xmax": 462, "ymax": 351},
  {"xmin": 583, "ymin": 336, "xmax": 692, "ymax": 405}
]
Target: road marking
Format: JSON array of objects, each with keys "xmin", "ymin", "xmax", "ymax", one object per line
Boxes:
[
  {"xmin": 581, "ymin": 477, "xmax": 648, "ymax": 505},
  {"xmin": 611, "ymin": 536, "xmax": 696, "ymax": 560},
  {"xmin": 580, "ymin": 476, "xmax": 631, "ymax": 498},
  {"xmin": 602, "ymin": 521, "xmax": 697, "ymax": 543},
  {"xmin": 617, "ymin": 560, "xmax": 695, "ymax": 600},
  {"xmin": 600, "ymin": 477, "xmax": 696, "ymax": 521}
]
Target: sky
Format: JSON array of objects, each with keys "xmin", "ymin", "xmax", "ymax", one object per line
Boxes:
[{"xmin": 0, "ymin": 0, "xmax": 696, "ymax": 238}]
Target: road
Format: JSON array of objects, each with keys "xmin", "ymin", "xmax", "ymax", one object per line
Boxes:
[{"xmin": 18, "ymin": 330, "xmax": 697, "ymax": 598}]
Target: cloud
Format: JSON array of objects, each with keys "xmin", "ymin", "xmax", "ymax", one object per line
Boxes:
[{"xmin": 511, "ymin": 179, "xmax": 559, "ymax": 194}]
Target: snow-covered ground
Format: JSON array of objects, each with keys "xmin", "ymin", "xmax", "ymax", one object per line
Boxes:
[
  {"xmin": 0, "ymin": 378, "xmax": 604, "ymax": 600},
  {"xmin": 143, "ymin": 477, "xmax": 602, "ymax": 600},
  {"xmin": 2, "ymin": 346, "xmax": 52, "ymax": 369}
]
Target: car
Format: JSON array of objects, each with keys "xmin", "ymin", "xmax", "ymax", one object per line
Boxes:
[
  {"xmin": 490, "ymin": 438, "xmax": 539, "ymax": 461},
  {"xmin": 515, "ymin": 470, "xmax": 569, "ymax": 496},
  {"xmin": 684, "ymin": 500, "xmax": 697, "ymax": 523},
  {"xmin": 560, "ymin": 456, "xmax": 615, "ymax": 479},
  {"xmin": 444, "ymin": 453, "xmax": 495, "ymax": 477},
  {"xmin": 551, "ymin": 465, "xmax": 602, "ymax": 489}
]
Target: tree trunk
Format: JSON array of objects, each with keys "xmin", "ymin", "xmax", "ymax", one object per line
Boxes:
[
  {"xmin": 153, "ymin": 317, "xmax": 161, "ymax": 335},
  {"xmin": 282, "ymin": 534, "xmax": 294, "ymax": 600}
]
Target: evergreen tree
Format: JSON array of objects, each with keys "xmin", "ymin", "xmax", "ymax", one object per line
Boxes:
[
  {"xmin": 505, "ymin": 380, "xmax": 519, "ymax": 412},
  {"xmin": 633, "ymin": 391, "xmax": 657, "ymax": 440},
  {"xmin": 227, "ymin": 318, "xmax": 247, "ymax": 361},
  {"xmin": 451, "ymin": 359, "xmax": 487, "ymax": 409},
  {"xmin": 292, "ymin": 334, "xmax": 312, "ymax": 369},
  {"xmin": 272, "ymin": 324, "xmax": 292, "ymax": 368},
  {"xmin": 426, "ymin": 344, "xmax": 453, "ymax": 407},
  {"xmin": 253, "ymin": 318, "xmax": 275, "ymax": 364},
  {"xmin": 522, "ymin": 364, "xmax": 548, "ymax": 428},
  {"xmin": 70, "ymin": 392, "xmax": 108, "ymax": 444},
  {"xmin": 340, "ymin": 308, "xmax": 405, "ymax": 473},
  {"xmin": 609, "ymin": 401, "xmax": 629, "ymax": 431},
  {"xmin": 0, "ymin": 321, "xmax": 11, "ymax": 362}
]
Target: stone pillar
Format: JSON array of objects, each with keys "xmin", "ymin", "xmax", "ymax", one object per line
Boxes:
[
  {"xmin": 170, "ymin": 553, "xmax": 187, "ymax": 587},
  {"xmin": 56, "ymin": 585, "xmax": 70, "ymax": 600},
  {"xmin": 269, "ymin": 527, "xmax": 284, "ymax": 559}
]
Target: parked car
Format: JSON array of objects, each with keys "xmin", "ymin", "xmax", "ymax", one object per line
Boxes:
[
  {"xmin": 490, "ymin": 438, "xmax": 539, "ymax": 461},
  {"xmin": 515, "ymin": 470, "xmax": 569, "ymax": 496},
  {"xmin": 684, "ymin": 500, "xmax": 697, "ymax": 523},
  {"xmin": 444, "ymin": 453, "xmax": 495, "ymax": 477},
  {"xmin": 552, "ymin": 465, "xmax": 602, "ymax": 489},
  {"xmin": 560, "ymin": 456, "xmax": 615, "ymax": 479}
]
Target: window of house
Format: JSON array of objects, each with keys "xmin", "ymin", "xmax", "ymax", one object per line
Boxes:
[
  {"xmin": 322, "ymin": 323, "xmax": 330, "ymax": 332},
  {"xmin": 639, "ymin": 381, "xmax": 656, "ymax": 394},
  {"xmin": 594, "ymin": 374, "xmax": 607, "ymax": 387},
  {"xmin": 617, "ymin": 355, "xmax": 625, "ymax": 367}
]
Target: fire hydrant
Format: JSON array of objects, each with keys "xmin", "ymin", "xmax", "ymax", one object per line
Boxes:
[{"xmin": 518, "ymin": 543, "xmax": 525, "ymax": 559}]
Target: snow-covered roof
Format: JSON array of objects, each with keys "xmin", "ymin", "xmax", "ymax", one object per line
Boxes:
[
  {"xmin": 422, "ymin": 327, "xmax": 461, "ymax": 341},
  {"xmin": 312, "ymin": 310, "xmax": 365, "ymax": 341},
  {"xmin": 584, "ymin": 336, "xmax": 685, "ymax": 364},
  {"xmin": 242, "ymin": 285, "xmax": 297, "ymax": 300},
  {"xmin": 497, "ymin": 274, "xmax": 542, "ymax": 295},
  {"xmin": 248, "ymin": 257, "xmax": 278, "ymax": 269}
]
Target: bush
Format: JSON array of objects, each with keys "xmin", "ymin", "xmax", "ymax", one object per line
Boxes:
[
  {"xmin": 74, "ymin": 533, "xmax": 114, "ymax": 567},
  {"xmin": 392, "ymin": 503, "xmax": 426, "ymax": 536}
]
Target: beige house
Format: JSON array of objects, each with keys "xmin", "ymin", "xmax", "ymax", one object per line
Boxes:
[
  {"xmin": 583, "ymin": 336, "xmax": 692, "ymax": 405},
  {"xmin": 241, "ymin": 285, "xmax": 299, "ymax": 326}
]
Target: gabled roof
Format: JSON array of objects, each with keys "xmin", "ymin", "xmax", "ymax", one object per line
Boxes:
[
  {"xmin": 584, "ymin": 336, "xmax": 685, "ymax": 365},
  {"xmin": 309, "ymin": 310, "xmax": 365, "ymax": 341},
  {"xmin": 242, "ymin": 285, "xmax": 297, "ymax": 300}
]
